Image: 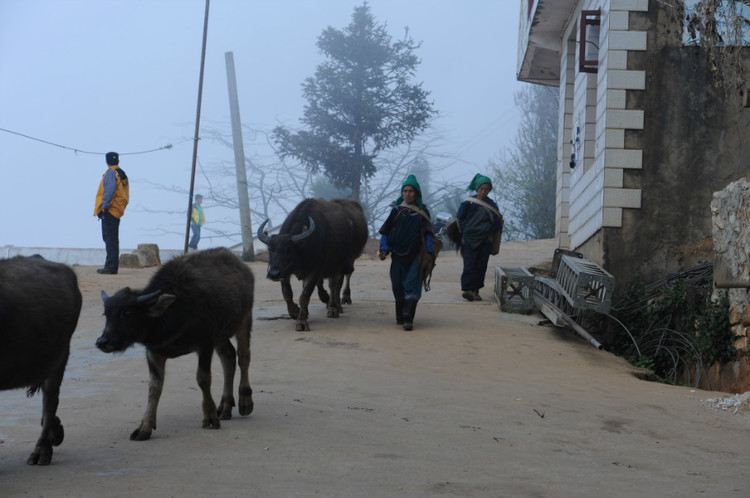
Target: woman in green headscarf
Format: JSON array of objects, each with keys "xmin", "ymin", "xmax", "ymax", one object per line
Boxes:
[
  {"xmin": 378, "ymin": 174, "xmax": 435, "ymax": 330},
  {"xmin": 456, "ymin": 173, "xmax": 503, "ymax": 301}
]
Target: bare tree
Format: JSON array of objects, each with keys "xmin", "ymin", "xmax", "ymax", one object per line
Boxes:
[
  {"xmin": 137, "ymin": 124, "xmax": 316, "ymax": 245},
  {"xmin": 140, "ymin": 122, "xmax": 463, "ymax": 243},
  {"xmin": 680, "ymin": 0, "xmax": 750, "ymax": 100}
]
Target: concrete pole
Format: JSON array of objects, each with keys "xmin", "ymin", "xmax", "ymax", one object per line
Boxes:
[{"xmin": 225, "ymin": 51, "xmax": 255, "ymax": 261}]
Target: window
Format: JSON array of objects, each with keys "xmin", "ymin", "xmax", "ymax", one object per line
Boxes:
[{"xmin": 579, "ymin": 10, "xmax": 601, "ymax": 73}]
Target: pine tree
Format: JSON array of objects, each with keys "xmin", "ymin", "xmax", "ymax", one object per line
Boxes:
[{"xmin": 272, "ymin": 3, "xmax": 435, "ymax": 201}]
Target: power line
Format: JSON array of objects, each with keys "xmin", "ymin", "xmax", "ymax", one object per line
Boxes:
[{"xmin": 0, "ymin": 126, "xmax": 184, "ymax": 155}]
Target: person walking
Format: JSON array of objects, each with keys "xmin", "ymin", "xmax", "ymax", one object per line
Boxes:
[
  {"xmin": 378, "ymin": 174, "xmax": 435, "ymax": 331},
  {"xmin": 188, "ymin": 194, "xmax": 205, "ymax": 250},
  {"xmin": 93, "ymin": 151, "xmax": 129, "ymax": 274},
  {"xmin": 456, "ymin": 173, "xmax": 503, "ymax": 301}
]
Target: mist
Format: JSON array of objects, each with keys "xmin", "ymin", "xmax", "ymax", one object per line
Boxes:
[{"xmin": 0, "ymin": 0, "xmax": 524, "ymax": 250}]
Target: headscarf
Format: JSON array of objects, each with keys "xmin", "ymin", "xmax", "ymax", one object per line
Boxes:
[
  {"xmin": 467, "ymin": 173, "xmax": 492, "ymax": 192},
  {"xmin": 394, "ymin": 174, "xmax": 424, "ymax": 209}
]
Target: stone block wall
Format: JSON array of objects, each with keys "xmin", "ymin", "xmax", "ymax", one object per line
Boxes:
[{"xmin": 711, "ymin": 178, "xmax": 750, "ymax": 354}]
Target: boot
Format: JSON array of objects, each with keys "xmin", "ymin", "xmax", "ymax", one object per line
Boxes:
[
  {"xmin": 402, "ymin": 299, "xmax": 418, "ymax": 331},
  {"xmin": 473, "ymin": 290, "xmax": 482, "ymax": 301},
  {"xmin": 395, "ymin": 298, "xmax": 405, "ymax": 325}
]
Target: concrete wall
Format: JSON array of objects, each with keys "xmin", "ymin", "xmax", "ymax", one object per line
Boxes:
[
  {"xmin": 0, "ymin": 246, "xmax": 184, "ymax": 267},
  {"xmin": 597, "ymin": 5, "xmax": 750, "ymax": 288}
]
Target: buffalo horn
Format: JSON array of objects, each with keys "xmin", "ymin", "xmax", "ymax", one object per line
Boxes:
[
  {"xmin": 257, "ymin": 219, "xmax": 272, "ymax": 244},
  {"xmin": 136, "ymin": 290, "xmax": 163, "ymax": 303},
  {"xmin": 291, "ymin": 217, "xmax": 315, "ymax": 242}
]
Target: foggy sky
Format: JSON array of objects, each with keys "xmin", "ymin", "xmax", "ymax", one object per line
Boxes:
[{"xmin": 0, "ymin": 0, "xmax": 526, "ymax": 250}]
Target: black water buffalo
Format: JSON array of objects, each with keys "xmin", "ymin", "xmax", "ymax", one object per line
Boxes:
[
  {"xmin": 95, "ymin": 248, "xmax": 254, "ymax": 441},
  {"xmin": 258, "ymin": 198, "xmax": 368, "ymax": 331},
  {"xmin": 0, "ymin": 255, "xmax": 82, "ymax": 465}
]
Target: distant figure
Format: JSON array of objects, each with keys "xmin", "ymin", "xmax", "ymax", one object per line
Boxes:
[
  {"xmin": 456, "ymin": 173, "xmax": 503, "ymax": 301},
  {"xmin": 93, "ymin": 152, "xmax": 129, "ymax": 275},
  {"xmin": 189, "ymin": 194, "xmax": 205, "ymax": 250},
  {"xmin": 378, "ymin": 174, "xmax": 435, "ymax": 331}
]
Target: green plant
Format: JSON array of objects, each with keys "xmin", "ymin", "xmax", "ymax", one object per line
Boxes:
[
  {"xmin": 694, "ymin": 292, "xmax": 736, "ymax": 365},
  {"xmin": 609, "ymin": 268, "xmax": 736, "ymax": 387}
]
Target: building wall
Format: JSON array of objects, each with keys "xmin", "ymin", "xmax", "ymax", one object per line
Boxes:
[
  {"xmin": 601, "ymin": 4, "xmax": 750, "ymax": 286},
  {"xmin": 559, "ymin": 0, "xmax": 647, "ymax": 268},
  {"xmin": 525, "ymin": 0, "xmax": 750, "ymax": 290}
]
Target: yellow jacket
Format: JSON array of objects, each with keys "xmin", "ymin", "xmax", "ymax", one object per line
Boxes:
[
  {"xmin": 94, "ymin": 165, "xmax": 129, "ymax": 218},
  {"xmin": 191, "ymin": 205, "xmax": 205, "ymax": 226}
]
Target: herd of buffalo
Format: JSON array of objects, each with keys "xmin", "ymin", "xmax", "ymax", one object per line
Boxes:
[{"xmin": 0, "ymin": 198, "xmax": 369, "ymax": 465}]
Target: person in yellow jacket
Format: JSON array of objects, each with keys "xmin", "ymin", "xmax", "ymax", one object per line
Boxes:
[
  {"xmin": 188, "ymin": 194, "xmax": 205, "ymax": 250},
  {"xmin": 93, "ymin": 151, "xmax": 129, "ymax": 274}
]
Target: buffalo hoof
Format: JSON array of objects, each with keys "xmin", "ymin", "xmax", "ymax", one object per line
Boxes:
[
  {"xmin": 327, "ymin": 308, "xmax": 340, "ymax": 318},
  {"xmin": 295, "ymin": 320, "xmax": 310, "ymax": 331},
  {"xmin": 217, "ymin": 397, "xmax": 235, "ymax": 420},
  {"xmin": 26, "ymin": 443, "xmax": 53, "ymax": 465},
  {"xmin": 239, "ymin": 387, "xmax": 254, "ymax": 416},
  {"xmin": 202, "ymin": 417, "xmax": 221, "ymax": 430},
  {"xmin": 130, "ymin": 428, "xmax": 152, "ymax": 441},
  {"xmin": 342, "ymin": 296, "xmax": 352, "ymax": 305}
]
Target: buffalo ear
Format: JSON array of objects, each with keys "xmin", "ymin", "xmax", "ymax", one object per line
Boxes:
[
  {"xmin": 101, "ymin": 290, "xmax": 110, "ymax": 303},
  {"xmin": 146, "ymin": 294, "xmax": 177, "ymax": 317}
]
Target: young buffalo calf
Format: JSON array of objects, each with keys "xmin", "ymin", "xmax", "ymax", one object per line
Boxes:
[
  {"xmin": 96, "ymin": 248, "xmax": 254, "ymax": 440},
  {"xmin": 0, "ymin": 255, "xmax": 82, "ymax": 465}
]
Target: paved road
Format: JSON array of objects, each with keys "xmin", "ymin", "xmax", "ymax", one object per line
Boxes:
[{"xmin": 1, "ymin": 240, "xmax": 749, "ymax": 497}]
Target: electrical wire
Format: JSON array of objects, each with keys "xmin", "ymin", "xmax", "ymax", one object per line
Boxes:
[{"xmin": 0, "ymin": 126, "xmax": 186, "ymax": 156}]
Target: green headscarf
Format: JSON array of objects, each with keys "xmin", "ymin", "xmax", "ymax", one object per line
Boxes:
[
  {"xmin": 467, "ymin": 173, "xmax": 492, "ymax": 192},
  {"xmin": 394, "ymin": 174, "xmax": 424, "ymax": 209}
]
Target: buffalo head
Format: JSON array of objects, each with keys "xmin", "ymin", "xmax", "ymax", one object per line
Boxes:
[
  {"xmin": 96, "ymin": 289, "xmax": 176, "ymax": 353},
  {"xmin": 257, "ymin": 217, "xmax": 316, "ymax": 281}
]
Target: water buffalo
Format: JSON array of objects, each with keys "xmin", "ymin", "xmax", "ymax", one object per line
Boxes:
[
  {"xmin": 96, "ymin": 248, "xmax": 254, "ymax": 441},
  {"xmin": 258, "ymin": 198, "xmax": 368, "ymax": 331},
  {"xmin": 0, "ymin": 255, "xmax": 82, "ymax": 465}
]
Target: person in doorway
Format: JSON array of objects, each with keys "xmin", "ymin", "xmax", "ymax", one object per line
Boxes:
[
  {"xmin": 456, "ymin": 173, "xmax": 503, "ymax": 301},
  {"xmin": 189, "ymin": 194, "xmax": 205, "ymax": 250},
  {"xmin": 378, "ymin": 174, "xmax": 435, "ymax": 331},
  {"xmin": 93, "ymin": 151, "xmax": 129, "ymax": 274}
]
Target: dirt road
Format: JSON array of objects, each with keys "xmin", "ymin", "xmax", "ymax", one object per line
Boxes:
[{"xmin": 1, "ymin": 239, "xmax": 748, "ymax": 497}]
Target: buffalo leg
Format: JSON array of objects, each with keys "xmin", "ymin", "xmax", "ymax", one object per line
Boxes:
[
  {"xmin": 327, "ymin": 274, "xmax": 344, "ymax": 318},
  {"xmin": 131, "ymin": 351, "xmax": 167, "ymax": 441},
  {"xmin": 196, "ymin": 347, "xmax": 221, "ymax": 430},
  {"xmin": 215, "ymin": 339, "xmax": 237, "ymax": 420},
  {"xmin": 341, "ymin": 272, "xmax": 352, "ymax": 305},
  {"xmin": 281, "ymin": 277, "xmax": 300, "ymax": 319},
  {"xmin": 316, "ymin": 280, "xmax": 330, "ymax": 304},
  {"xmin": 234, "ymin": 313, "xmax": 254, "ymax": 416},
  {"xmin": 296, "ymin": 278, "xmax": 317, "ymax": 331},
  {"xmin": 27, "ymin": 363, "xmax": 66, "ymax": 465}
]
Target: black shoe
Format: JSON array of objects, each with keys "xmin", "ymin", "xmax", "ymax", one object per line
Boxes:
[
  {"xmin": 97, "ymin": 268, "xmax": 117, "ymax": 275},
  {"xmin": 402, "ymin": 299, "xmax": 417, "ymax": 331},
  {"xmin": 462, "ymin": 290, "xmax": 474, "ymax": 301},
  {"xmin": 473, "ymin": 290, "xmax": 482, "ymax": 301}
]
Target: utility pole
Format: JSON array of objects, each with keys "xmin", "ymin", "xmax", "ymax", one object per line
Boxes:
[
  {"xmin": 225, "ymin": 51, "xmax": 255, "ymax": 261},
  {"xmin": 184, "ymin": 0, "xmax": 210, "ymax": 254}
]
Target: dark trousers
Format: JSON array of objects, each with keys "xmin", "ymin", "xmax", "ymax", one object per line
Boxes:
[
  {"xmin": 390, "ymin": 257, "xmax": 422, "ymax": 300},
  {"xmin": 461, "ymin": 239, "xmax": 491, "ymax": 291},
  {"xmin": 101, "ymin": 211, "xmax": 120, "ymax": 272}
]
